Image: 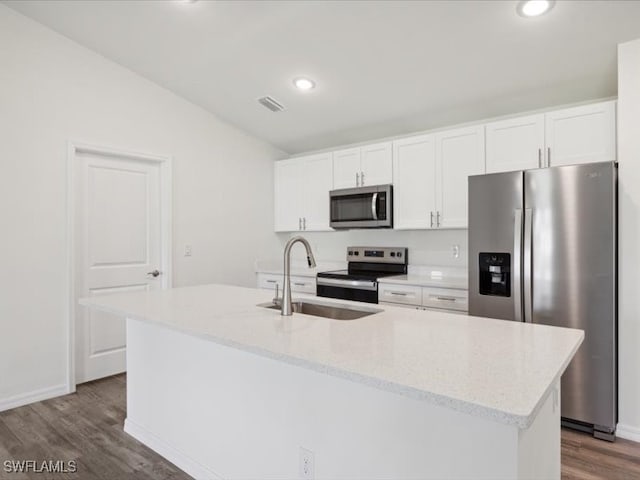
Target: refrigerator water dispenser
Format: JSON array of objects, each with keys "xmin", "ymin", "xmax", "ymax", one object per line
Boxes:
[{"xmin": 479, "ymin": 253, "xmax": 510, "ymax": 297}]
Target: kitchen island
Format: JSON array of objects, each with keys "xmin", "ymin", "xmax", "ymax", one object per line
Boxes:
[{"xmin": 80, "ymin": 283, "xmax": 583, "ymax": 480}]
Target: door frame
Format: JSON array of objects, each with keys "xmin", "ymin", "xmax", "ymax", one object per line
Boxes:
[{"xmin": 66, "ymin": 141, "xmax": 172, "ymax": 393}]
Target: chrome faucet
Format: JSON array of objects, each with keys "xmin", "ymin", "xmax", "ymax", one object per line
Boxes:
[{"xmin": 282, "ymin": 236, "xmax": 316, "ymax": 316}]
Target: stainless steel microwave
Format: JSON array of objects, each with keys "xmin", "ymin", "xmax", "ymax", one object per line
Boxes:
[{"xmin": 329, "ymin": 184, "xmax": 393, "ymax": 229}]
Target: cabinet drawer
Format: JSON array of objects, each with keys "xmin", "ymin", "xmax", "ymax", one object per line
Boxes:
[
  {"xmin": 378, "ymin": 284, "xmax": 422, "ymax": 306},
  {"xmin": 422, "ymin": 287, "xmax": 468, "ymax": 312},
  {"xmin": 290, "ymin": 276, "xmax": 316, "ymax": 294},
  {"xmin": 257, "ymin": 273, "xmax": 283, "ymax": 291}
]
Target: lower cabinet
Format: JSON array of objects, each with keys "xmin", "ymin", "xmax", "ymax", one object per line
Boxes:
[
  {"xmin": 256, "ymin": 273, "xmax": 316, "ymax": 295},
  {"xmin": 378, "ymin": 283, "xmax": 468, "ymax": 313}
]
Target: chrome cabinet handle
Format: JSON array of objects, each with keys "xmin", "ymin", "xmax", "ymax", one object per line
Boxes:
[
  {"xmin": 389, "ymin": 291, "xmax": 408, "ymax": 296},
  {"xmin": 293, "ymin": 282, "xmax": 306, "ymax": 287},
  {"xmin": 430, "ymin": 211, "xmax": 434, "ymax": 228},
  {"xmin": 266, "ymin": 279, "xmax": 277, "ymax": 283},
  {"xmin": 436, "ymin": 211, "xmax": 441, "ymax": 227},
  {"xmin": 361, "ymin": 171, "xmax": 365, "ymax": 186},
  {"xmin": 298, "ymin": 217, "xmax": 302, "ymax": 230},
  {"xmin": 147, "ymin": 269, "xmax": 161, "ymax": 277},
  {"xmin": 356, "ymin": 172, "xmax": 360, "ymax": 187},
  {"xmin": 435, "ymin": 296, "xmax": 456, "ymax": 302},
  {"xmin": 547, "ymin": 147, "xmax": 551, "ymax": 168},
  {"xmin": 538, "ymin": 148, "xmax": 542, "ymax": 168},
  {"xmin": 302, "ymin": 217, "xmax": 306, "ymax": 230},
  {"xmin": 513, "ymin": 209, "xmax": 523, "ymax": 322}
]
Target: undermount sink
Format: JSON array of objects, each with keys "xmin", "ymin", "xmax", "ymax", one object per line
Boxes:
[{"xmin": 258, "ymin": 300, "xmax": 382, "ymax": 320}]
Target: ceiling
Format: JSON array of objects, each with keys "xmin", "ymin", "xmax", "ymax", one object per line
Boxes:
[{"xmin": 5, "ymin": 0, "xmax": 640, "ymax": 154}]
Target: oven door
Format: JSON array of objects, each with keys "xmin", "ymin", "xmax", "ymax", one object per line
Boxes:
[
  {"xmin": 330, "ymin": 185, "xmax": 392, "ymax": 229},
  {"xmin": 316, "ymin": 277, "xmax": 379, "ymax": 304}
]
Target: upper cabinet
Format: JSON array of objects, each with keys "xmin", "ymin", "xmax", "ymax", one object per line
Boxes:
[
  {"xmin": 393, "ymin": 126, "xmax": 485, "ymax": 230},
  {"xmin": 436, "ymin": 126, "xmax": 486, "ymax": 229},
  {"xmin": 275, "ymin": 99, "xmax": 617, "ymax": 232},
  {"xmin": 393, "ymin": 134, "xmax": 437, "ymax": 230},
  {"xmin": 485, "ymin": 114, "xmax": 545, "ymax": 173},
  {"xmin": 274, "ymin": 153, "xmax": 333, "ymax": 232},
  {"xmin": 485, "ymin": 100, "xmax": 616, "ymax": 174},
  {"xmin": 333, "ymin": 142, "xmax": 392, "ymax": 189},
  {"xmin": 545, "ymin": 101, "xmax": 616, "ymax": 167}
]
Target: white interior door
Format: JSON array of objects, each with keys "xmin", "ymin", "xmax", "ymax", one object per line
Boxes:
[{"xmin": 74, "ymin": 148, "xmax": 168, "ymax": 384}]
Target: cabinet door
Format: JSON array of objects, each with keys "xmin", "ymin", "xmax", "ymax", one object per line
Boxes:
[
  {"xmin": 392, "ymin": 134, "xmax": 437, "ymax": 230},
  {"xmin": 274, "ymin": 159, "xmax": 302, "ymax": 232},
  {"xmin": 436, "ymin": 126, "xmax": 486, "ymax": 229},
  {"xmin": 332, "ymin": 148, "xmax": 361, "ymax": 189},
  {"xmin": 360, "ymin": 142, "xmax": 393, "ymax": 186},
  {"xmin": 302, "ymin": 153, "xmax": 333, "ymax": 231},
  {"xmin": 545, "ymin": 100, "xmax": 616, "ymax": 167},
  {"xmin": 485, "ymin": 114, "xmax": 544, "ymax": 173}
]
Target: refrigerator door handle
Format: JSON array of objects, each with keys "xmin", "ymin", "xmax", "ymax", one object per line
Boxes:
[
  {"xmin": 523, "ymin": 208, "xmax": 533, "ymax": 323},
  {"xmin": 513, "ymin": 209, "xmax": 523, "ymax": 322}
]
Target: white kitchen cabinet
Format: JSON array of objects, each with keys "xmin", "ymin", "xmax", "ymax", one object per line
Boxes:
[
  {"xmin": 392, "ymin": 134, "xmax": 437, "ymax": 229},
  {"xmin": 485, "ymin": 114, "xmax": 545, "ymax": 173},
  {"xmin": 333, "ymin": 142, "xmax": 392, "ymax": 189},
  {"xmin": 274, "ymin": 159, "xmax": 302, "ymax": 232},
  {"xmin": 274, "ymin": 153, "xmax": 333, "ymax": 232},
  {"xmin": 393, "ymin": 127, "xmax": 484, "ymax": 230},
  {"xmin": 332, "ymin": 147, "xmax": 361, "ymax": 189},
  {"xmin": 545, "ymin": 100, "xmax": 616, "ymax": 167},
  {"xmin": 360, "ymin": 142, "xmax": 393, "ymax": 186},
  {"xmin": 435, "ymin": 125, "xmax": 486, "ymax": 229},
  {"xmin": 485, "ymin": 101, "xmax": 616, "ymax": 174},
  {"xmin": 378, "ymin": 283, "xmax": 468, "ymax": 313},
  {"xmin": 378, "ymin": 283, "xmax": 422, "ymax": 307},
  {"xmin": 256, "ymin": 273, "xmax": 316, "ymax": 295}
]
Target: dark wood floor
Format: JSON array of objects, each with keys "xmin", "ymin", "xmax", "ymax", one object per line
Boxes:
[
  {"xmin": 0, "ymin": 374, "xmax": 638, "ymax": 480},
  {"xmin": 0, "ymin": 375, "xmax": 189, "ymax": 480}
]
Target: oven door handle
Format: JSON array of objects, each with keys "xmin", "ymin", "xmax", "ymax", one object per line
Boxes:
[
  {"xmin": 316, "ymin": 277, "xmax": 378, "ymax": 291},
  {"xmin": 371, "ymin": 192, "xmax": 378, "ymax": 220}
]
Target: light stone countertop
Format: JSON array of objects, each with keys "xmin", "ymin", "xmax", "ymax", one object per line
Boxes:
[{"xmin": 80, "ymin": 283, "xmax": 583, "ymax": 429}]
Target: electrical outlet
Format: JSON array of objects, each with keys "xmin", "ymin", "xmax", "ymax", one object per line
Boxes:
[
  {"xmin": 299, "ymin": 447, "xmax": 314, "ymax": 480},
  {"xmin": 184, "ymin": 244, "xmax": 192, "ymax": 257}
]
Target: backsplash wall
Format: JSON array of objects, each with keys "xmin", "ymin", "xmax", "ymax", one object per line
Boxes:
[{"xmin": 276, "ymin": 229, "xmax": 468, "ymax": 267}]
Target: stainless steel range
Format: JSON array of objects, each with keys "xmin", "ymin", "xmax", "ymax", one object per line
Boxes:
[{"xmin": 317, "ymin": 247, "xmax": 408, "ymax": 304}]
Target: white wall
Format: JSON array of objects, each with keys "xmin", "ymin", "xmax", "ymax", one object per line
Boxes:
[
  {"xmin": 617, "ymin": 38, "xmax": 640, "ymax": 442},
  {"xmin": 277, "ymin": 230, "xmax": 467, "ymax": 267},
  {"xmin": 0, "ymin": 5, "xmax": 284, "ymax": 408}
]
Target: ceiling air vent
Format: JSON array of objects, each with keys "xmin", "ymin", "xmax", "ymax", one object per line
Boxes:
[{"xmin": 258, "ymin": 96, "xmax": 285, "ymax": 113}]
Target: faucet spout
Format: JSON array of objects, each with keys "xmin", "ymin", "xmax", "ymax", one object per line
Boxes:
[{"xmin": 282, "ymin": 236, "xmax": 316, "ymax": 316}]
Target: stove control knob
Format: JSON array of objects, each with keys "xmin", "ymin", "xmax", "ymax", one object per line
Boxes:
[{"xmin": 397, "ymin": 252, "xmax": 403, "ymax": 257}]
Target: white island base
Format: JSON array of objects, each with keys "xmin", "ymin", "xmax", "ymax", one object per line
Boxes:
[{"xmin": 124, "ymin": 317, "xmax": 561, "ymax": 480}]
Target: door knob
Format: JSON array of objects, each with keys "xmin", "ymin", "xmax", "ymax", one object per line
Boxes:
[{"xmin": 147, "ymin": 269, "xmax": 161, "ymax": 277}]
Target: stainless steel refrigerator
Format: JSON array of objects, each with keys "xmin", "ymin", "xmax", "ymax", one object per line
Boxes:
[{"xmin": 468, "ymin": 161, "xmax": 617, "ymax": 440}]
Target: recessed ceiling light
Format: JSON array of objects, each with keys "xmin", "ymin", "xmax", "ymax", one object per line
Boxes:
[
  {"xmin": 517, "ymin": 0, "xmax": 555, "ymax": 17},
  {"xmin": 293, "ymin": 77, "xmax": 316, "ymax": 91}
]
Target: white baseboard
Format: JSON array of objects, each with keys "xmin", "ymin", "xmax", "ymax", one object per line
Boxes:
[
  {"xmin": 0, "ymin": 384, "xmax": 69, "ymax": 413},
  {"xmin": 124, "ymin": 418, "xmax": 222, "ymax": 480},
  {"xmin": 617, "ymin": 423, "xmax": 640, "ymax": 443}
]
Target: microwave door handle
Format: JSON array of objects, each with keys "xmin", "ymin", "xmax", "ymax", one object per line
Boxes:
[{"xmin": 371, "ymin": 193, "xmax": 378, "ymax": 220}]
